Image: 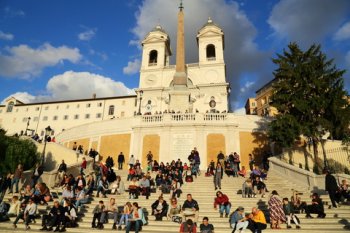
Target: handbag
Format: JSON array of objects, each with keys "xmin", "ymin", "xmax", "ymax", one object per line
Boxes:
[{"xmin": 171, "ymin": 215, "xmax": 182, "ymax": 224}]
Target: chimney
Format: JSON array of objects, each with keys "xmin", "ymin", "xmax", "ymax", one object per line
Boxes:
[{"xmin": 92, "ymin": 93, "xmax": 96, "ymax": 99}]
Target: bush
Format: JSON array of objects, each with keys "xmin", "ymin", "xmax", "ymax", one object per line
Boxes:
[
  {"xmin": 0, "ymin": 129, "xmax": 40, "ymax": 175},
  {"xmin": 327, "ymin": 158, "xmax": 349, "ymax": 174}
]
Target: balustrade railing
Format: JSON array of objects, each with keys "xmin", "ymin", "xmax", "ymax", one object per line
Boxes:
[
  {"xmin": 142, "ymin": 115, "xmax": 163, "ymax": 123},
  {"xmin": 204, "ymin": 113, "xmax": 227, "ymax": 121},
  {"xmin": 171, "ymin": 114, "xmax": 196, "ymax": 121}
]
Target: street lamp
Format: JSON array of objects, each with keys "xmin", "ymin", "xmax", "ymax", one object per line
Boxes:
[
  {"xmin": 25, "ymin": 117, "xmax": 31, "ymax": 136},
  {"xmin": 41, "ymin": 126, "xmax": 52, "ymax": 166},
  {"xmin": 138, "ymin": 90, "xmax": 143, "ymax": 115}
]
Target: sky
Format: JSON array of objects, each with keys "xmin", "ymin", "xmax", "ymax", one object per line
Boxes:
[{"xmin": 1, "ymin": 0, "xmax": 350, "ymax": 112}]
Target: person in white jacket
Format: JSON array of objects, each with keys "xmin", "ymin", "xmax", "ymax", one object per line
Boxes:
[
  {"xmin": 7, "ymin": 196, "xmax": 20, "ymax": 217},
  {"xmin": 13, "ymin": 198, "xmax": 37, "ymax": 229}
]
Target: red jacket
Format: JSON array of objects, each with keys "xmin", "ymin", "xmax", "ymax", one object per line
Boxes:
[
  {"xmin": 81, "ymin": 160, "xmax": 87, "ymax": 169},
  {"xmin": 214, "ymin": 194, "xmax": 230, "ymax": 208}
]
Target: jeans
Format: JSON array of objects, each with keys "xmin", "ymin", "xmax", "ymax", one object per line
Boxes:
[
  {"xmin": 100, "ymin": 211, "xmax": 118, "ymax": 224},
  {"xmin": 75, "ymin": 198, "xmax": 89, "ymax": 209},
  {"xmin": 232, "ymin": 221, "xmax": 249, "ymax": 232},
  {"xmin": 125, "ymin": 220, "xmax": 142, "ymax": 233},
  {"xmin": 219, "ymin": 204, "xmax": 230, "ymax": 215},
  {"xmin": 11, "ymin": 177, "xmax": 20, "ymax": 193},
  {"xmin": 118, "ymin": 214, "xmax": 129, "ymax": 226}
]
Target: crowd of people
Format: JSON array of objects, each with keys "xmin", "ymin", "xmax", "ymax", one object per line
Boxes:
[{"xmin": 0, "ymin": 146, "xmax": 349, "ymax": 233}]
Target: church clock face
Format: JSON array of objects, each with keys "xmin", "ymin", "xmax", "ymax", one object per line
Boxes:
[{"xmin": 145, "ymin": 75, "xmax": 157, "ymax": 86}]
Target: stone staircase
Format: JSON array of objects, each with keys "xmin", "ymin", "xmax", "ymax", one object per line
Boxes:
[{"xmin": 0, "ymin": 169, "xmax": 349, "ymax": 233}]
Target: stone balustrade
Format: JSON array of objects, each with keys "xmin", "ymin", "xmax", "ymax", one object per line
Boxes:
[{"xmin": 141, "ymin": 113, "xmax": 229, "ymax": 123}]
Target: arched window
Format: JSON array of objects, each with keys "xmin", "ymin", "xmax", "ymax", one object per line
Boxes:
[
  {"xmin": 6, "ymin": 101, "xmax": 14, "ymax": 112},
  {"xmin": 206, "ymin": 44, "xmax": 216, "ymax": 61},
  {"xmin": 149, "ymin": 50, "xmax": 158, "ymax": 66},
  {"xmin": 108, "ymin": 105, "xmax": 115, "ymax": 115}
]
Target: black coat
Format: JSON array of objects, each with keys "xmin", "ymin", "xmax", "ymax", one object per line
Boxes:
[{"xmin": 325, "ymin": 174, "xmax": 338, "ymax": 192}]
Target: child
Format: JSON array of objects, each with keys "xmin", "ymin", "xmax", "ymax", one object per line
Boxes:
[
  {"xmin": 92, "ymin": 200, "xmax": 104, "ymax": 228},
  {"xmin": 283, "ymin": 198, "xmax": 301, "ymax": 229},
  {"xmin": 118, "ymin": 202, "xmax": 132, "ymax": 230}
]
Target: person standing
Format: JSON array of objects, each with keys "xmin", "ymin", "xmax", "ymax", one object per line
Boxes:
[
  {"xmin": 325, "ymin": 169, "xmax": 339, "ymax": 209},
  {"xmin": 10, "ymin": 164, "xmax": 23, "ymax": 193},
  {"xmin": 80, "ymin": 157, "xmax": 87, "ymax": 175},
  {"xmin": 129, "ymin": 155, "xmax": 135, "ymax": 169},
  {"xmin": 213, "ymin": 163, "xmax": 223, "ymax": 190},
  {"xmin": 268, "ymin": 190, "xmax": 286, "ymax": 229},
  {"xmin": 55, "ymin": 160, "xmax": 67, "ymax": 187},
  {"xmin": 248, "ymin": 154, "xmax": 255, "ymax": 171},
  {"xmin": 31, "ymin": 163, "xmax": 44, "ymax": 188},
  {"xmin": 118, "ymin": 152, "xmax": 125, "ymax": 170}
]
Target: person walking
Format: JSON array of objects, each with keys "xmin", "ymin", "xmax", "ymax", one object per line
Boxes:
[
  {"xmin": 118, "ymin": 152, "xmax": 125, "ymax": 170},
  {"xmin": 213, "ymin": 163, "xmax": 223, "ymax": 190},
  {"xmin": 325, "ymin": 169, "xmax": 339, "ymax": 209},
  {"xmin": 10, "ymin": 164, "xmax": 23, "ymax": 194}
]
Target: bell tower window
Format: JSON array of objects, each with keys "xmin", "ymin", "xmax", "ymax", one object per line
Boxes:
[
  {"xmin": 206, "ymin": 44, "xmax": 216, "ymax": 61},
  {"xmin": 6, "ymin": 101, "xmax": 14, "ymax": 112},
  {"xmin": 149, "ymin": 50, "xmax": 158, "ymax": 66}
]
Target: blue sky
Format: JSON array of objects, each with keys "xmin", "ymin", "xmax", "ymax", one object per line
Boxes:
[{"xmin": 1, "ymin": 0, "xmax": 350, "ymax": 112}]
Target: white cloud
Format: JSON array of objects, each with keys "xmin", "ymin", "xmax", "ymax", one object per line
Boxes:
[
  {"xmin": 240, "ymin": 81, "xmax": 255, "ymax": 93},
  {"xmin": 0, "ymin": 31, "xmax": 14, "ymax": 40},
  {"xmin": 130, "ymin": 0, "xmax": 269, "ymax": 110},
  {"xmin": 268, "ymin": 0, "xmax": 350, "ymax": 46},
  {"xmin": 78, "ymin": 28, "xmax": 97, "ymax": 41},
  {"xmin": 334, "ymin": 21, "xmax": 350, "ymax": 41},
  {"xmin": 0, "ymin": 43, "xmax": 82, "ymax": 79},
  {"xmin": 234, "ymin": 107, "xmax": 246, "ymax": 115},
  {"xmin": 2, "ymin": 71, "xmax": 135, "ymax": 104},
  {"xmin": 123, "ymin": 59, "xmax": 140, "ymax": 75},
  {"xmin": 1, "ymin": 92, "xmax": 36, "ymax": 104}
]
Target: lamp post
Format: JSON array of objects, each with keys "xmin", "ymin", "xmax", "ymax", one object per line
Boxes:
[
  {"xmin": 138, "ymin": 90, "xmax": 143, "ymax": 115},
  {"xmin": 25, "ymin": 117, "xmax": 31, "ymax": 136},
  {"xmin": 41, "ymin": 126, "xmax": 52, "ymax": 166}
]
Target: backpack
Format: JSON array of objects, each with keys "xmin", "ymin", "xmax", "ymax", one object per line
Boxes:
[{"xmin": 0, "ymin": 202, "xmax": 10, "ymax": 214}]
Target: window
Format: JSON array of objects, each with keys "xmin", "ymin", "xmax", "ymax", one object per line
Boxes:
[
  {"xmin": 35, "ymin": 107, "xmax": 40, "ymax": 111},
  {"xmin": 50, "ymin": 130, "xmax": 55, "ymax": 136},
  {"xmin": 53, "ymin": 116, "xmax": 58, "ymax": 121},
  {"xmin": 22, "ymin": 117, "xmax": 28, "ymax": 122},
  {"xmin": 6, "ymin": 101, "xmax": 14, "ymax": 112},
  {"xmin": 66, "ymin": 105, "xmax": 70, "ymax": 109},
  {"xmin": 86, "ymin": 103, "xmax": 91, "ymax": 108},
  {"xmin": 64, "ymin": 115, "xmax": 69, "ymax": 120},
  {"xmin": 44, "ymin": 106, "xmax": 49, "ymax": 110},
  {"xmin": 26, "ymin": 108, "xmax": 29, "ymax": 112},
  {"xmin": 96, "ymin": 113, "xmax": 102, "ymax": 118},
  {"xmin": 122, "ymin": 100, "xmax": 126, "ymax": 106},
  {"xmin": 74, "ymin": 114, "xmax": 79, "ymax": 119},
  {"xmin": 121, "ymin": 111, "xmax": 125, "ymax": 117},
  {"xmin": 43, "ymin": 116, "xmax": 48, "ymax": 121},
  {"xmin": 76, "ymin": 104, "xmax": 80, "ymax": 108},
  {"xmin": 108, "ymin": 105, "xmax": 115, "ymax": 115},
  {"xmin": 97, "ymin": 102, "xmax": 102, "ymax": 107},
  {"xmin": 0, "ymin": 109, "xmax": 2, "ymax": 113},
  {"xmin": 206, "ymin": 44, "xmax": 216, "ymax": 61},
  {"xmin": 16, "ymin": 109, "xmax": 19, "ymax": 112},
  {"xmin": 149, "ymin": 50, "xmax": 158, "ymax": 66},
  {"xmin": 33, "ymin": 117, "xmax": 39, "ymax": 122},
  {"xmin": 252, "ymin": 102, "xmax": 256, "ymax": 107},
  {"xmin": 56, "ymin": 105, "xmax": 59, "ymax": 110},
  {"xmin": 85, "ymin": 114, "xmax": 90, "ymax": 119},
  {"xmin": 40, "ymin": 131, "xmax": 44, "ymax": 136}
]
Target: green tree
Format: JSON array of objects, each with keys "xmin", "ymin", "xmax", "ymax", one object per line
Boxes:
[
  {"xmin": 0, "ymin": 128, "xmax": 40, "ymax": 175},
  {"xmin": 268, "ymin": 43, "xmax": 350, "ymax": 162}
]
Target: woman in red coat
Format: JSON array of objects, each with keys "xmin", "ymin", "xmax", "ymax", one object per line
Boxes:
[{"xmin": 214, "ymin": 191, "xmax": 231, "ymax": 218}]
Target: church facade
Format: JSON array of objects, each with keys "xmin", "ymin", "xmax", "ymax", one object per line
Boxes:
[{"xmin": 0, "ymin": 6, "xmax": 267, "ymax": 170}]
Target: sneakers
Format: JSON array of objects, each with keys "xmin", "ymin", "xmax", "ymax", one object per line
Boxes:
[
  {"xmin": 287, "ymin": 225, "xmax": 292, "ymax": 229},
  {"xmin": 112, "ymin": 223, "xmax": 117, "ymax": 230},
  {"xmin": 26, "ymin": 225, "xmax": 30, "ymax": 230},
  {"xmin": 225, "ymin": 213, "xmax": 228, "ymax": 218},
  {"xmin": 118, "ymin": 226, "xmax": 122, "ymax": 230},
  {"xmin": 305, "ymin": 214, "xmax": 313, "ymax": 218},
  {"xmin": 40, "ymin": 226, "xmax": 48, "ymax": 231},
  {"xmin": 296, "ymin": 225, "xmax": 301, "ymax": 229},
  {"xmin": 220, "ymin": 213, "xmax": 223, "ymax": 218},
  {"xmin": 13, "ymin": 224, "xmax": 17, "ymax": 229}
]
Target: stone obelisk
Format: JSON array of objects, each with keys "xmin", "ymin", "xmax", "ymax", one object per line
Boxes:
[{"xmin": 169, "ymin": 0, "xmax": 190, "ymax": 112}]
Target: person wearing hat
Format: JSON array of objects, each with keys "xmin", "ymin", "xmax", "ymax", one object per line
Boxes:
[
  {"xmin": 230, "ymin": 206, "xmax": 249, "ymax": 233},
  {"xmin": 179, "ymin": 219, "xmax": 197, "ymax": 233}
]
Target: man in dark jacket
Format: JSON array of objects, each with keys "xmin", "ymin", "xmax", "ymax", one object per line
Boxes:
[
  {"xmin": 117, "ymin": 152, "xmax": 125, "ymax": 170},
  {"xmin": 182, "ymin": 194, "xmax": 199, "ymax": 224},
  {"xmin": 40, "ymin": 200, "xmax": 66, "ymax": 232},
  {"xmin": 325, "ymin": 169, "xmax": 339, "ymax": 208}
]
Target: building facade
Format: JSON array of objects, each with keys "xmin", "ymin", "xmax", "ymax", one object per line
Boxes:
[{"xmin": 0, "ymin": 6, "xmax": 268, "ymax": 170}]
